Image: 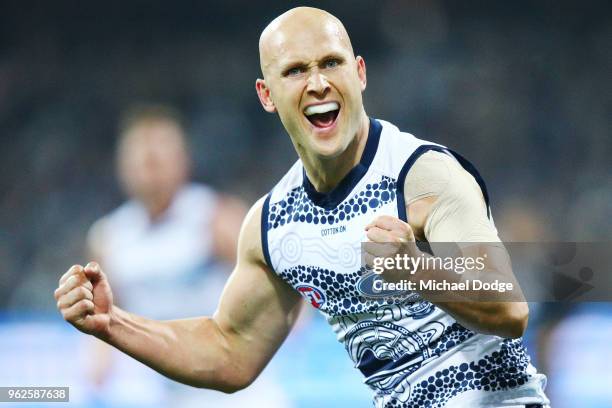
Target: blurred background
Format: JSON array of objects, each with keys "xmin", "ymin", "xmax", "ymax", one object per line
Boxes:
[{"xmin": 0, "ymin": 0, "xmax": 610, "ymax": 407}]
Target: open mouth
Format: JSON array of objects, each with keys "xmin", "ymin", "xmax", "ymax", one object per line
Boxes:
[{"xmin": 304, "ymin": 102, "xmax": 340, "ymax": 128}]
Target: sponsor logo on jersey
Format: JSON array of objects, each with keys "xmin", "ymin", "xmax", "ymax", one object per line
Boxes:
[
  {"xmin": 296, "ymin": 284, "xmax": 326, "ymax": 309},
  {"xmin": 320, "ymin": 225, "xmax": 346, "ymax": 237}
]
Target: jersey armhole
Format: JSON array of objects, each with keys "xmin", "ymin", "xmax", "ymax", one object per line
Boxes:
[
  {"xmin": 396, "ymin": 145, "xmax": 491, "ymax": 223},
  {"xmin": 260, "ymin": 192, "xmax": 275, "ymax": 273}
]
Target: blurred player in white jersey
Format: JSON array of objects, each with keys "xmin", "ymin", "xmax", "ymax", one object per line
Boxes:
[
  {"xmin": 56, "ymin": 9, "xmax": 549, "ymax": 408},
  {"xmin": 85, "ymin": 105, "xmax": 290, "ymax": 407}
]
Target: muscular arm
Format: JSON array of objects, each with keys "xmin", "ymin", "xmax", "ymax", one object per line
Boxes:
[
  {"xmin": 367, "ymin": 151, "xmax": 527, "ymax": 338},
  {"xmin": 55, "ymin": 198, "xmax": 302, "ymax": 392},
  {"xmin": 405, "ymin": 151, "xmax": 528, "ymax": 338}
]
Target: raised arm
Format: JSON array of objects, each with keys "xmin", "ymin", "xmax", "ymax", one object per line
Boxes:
[
  {"xmin": 366, "ymin": 151, "xmax": 528, "ymax": 338},
  {"xmin": 407, "ymin": 152, "xmax": 528, "ymax": 338},
  {"xmin": 54, "ymin": 197, "xmax": 303, "ymax": 392}
]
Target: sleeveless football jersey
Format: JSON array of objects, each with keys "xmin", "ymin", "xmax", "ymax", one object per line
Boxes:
[{"xmin": 262, "ymin": 119, "xmax": 548, "ymax": 407}]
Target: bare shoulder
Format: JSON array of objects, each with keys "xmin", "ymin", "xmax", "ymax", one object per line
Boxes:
[
  {"xmin": 405, "ymin": 150, "xmax": 486, "ymax": 240},
  {"xmin": 404, "ymin": 151, "xmax": 453, "ymax": 237},
  {"xmin": 237, "ymin": 196, "xmax": 268, "ymax": 265},
  {"xmin": 215, "ymin": 195, "xmax": 301, "ymax": 336},
  {"xmin": 405, "ymin": 150, "xmax": 483, "ymax": 197},
  {"xmin": 404, "ymin": 150, "xmax": 454, "ymax": 203}
]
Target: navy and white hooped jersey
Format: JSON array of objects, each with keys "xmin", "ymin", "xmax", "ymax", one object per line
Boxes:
[{"xmin": 262, "ymin": 119, "xmax": 549, "ymax": 407}]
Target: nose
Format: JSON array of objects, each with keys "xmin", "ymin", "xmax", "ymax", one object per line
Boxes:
[{"xmin": 306, "ymin": 69, "xmax": 330, "ymax": 97}]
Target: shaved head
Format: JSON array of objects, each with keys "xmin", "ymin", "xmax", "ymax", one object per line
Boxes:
[
  {"xmin": 254, "ymin": 7, "xmax": 368, "ymax": 172},
  {"xmin": 259, "ymin": 7, "xmax": 354, "ymax": 77}
]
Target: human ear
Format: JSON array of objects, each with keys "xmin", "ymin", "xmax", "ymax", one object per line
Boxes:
[
  {"xmin": 356, "ymin": 56, "xmax": 367, "ymax": 91},
  {"xmin": 255, "ymin": 79, "xmax": 277, "ymax": 113}
]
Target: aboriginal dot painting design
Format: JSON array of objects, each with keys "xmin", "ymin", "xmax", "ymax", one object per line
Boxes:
[
  {"xmin": 280, "ymin": 266, "xmax": 412, "ymax": 316},
  {"xmin": 267, "ymin": 176, "xmax": 396, "ymax": 231},
  {"xmin": 382, "ymin": 339, "xmax": 531, "ymax": 408},
  {"xmin": 430, "ymin": 323, "xmax": 474, "ymax": 356}
]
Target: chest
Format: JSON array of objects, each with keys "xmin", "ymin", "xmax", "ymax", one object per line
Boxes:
[{"xmin": 266, "ymin": 174, "xmax": 405, "ymax": 315}]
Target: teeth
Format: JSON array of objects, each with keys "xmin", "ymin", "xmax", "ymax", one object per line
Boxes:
[{"xmin": 304, "ymin": 102, "xmax": 340, "ymax": 116}]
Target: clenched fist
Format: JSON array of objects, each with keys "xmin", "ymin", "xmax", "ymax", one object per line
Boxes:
[
  {"xmin": 54, "ymin": 262, "xmax": 114, "ymax": 338},
  {"xmin": 364, "ymin": 215, "xmax": 421, "ymax": 282},
  {"xmin": 365, "ymin": 215, "xmax": 415, "ymax": 244}
]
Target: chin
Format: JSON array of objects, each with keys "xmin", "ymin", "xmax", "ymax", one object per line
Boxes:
[{"xmin": 311, "ymin": 139, "xmax": 346, "ymax": 159}]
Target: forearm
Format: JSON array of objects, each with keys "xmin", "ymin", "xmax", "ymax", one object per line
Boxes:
[
  {"xmin": 399, "ymin": 151, "xmax": 530, "ymax": 336},
  {"xmin": 436, "ymin": 301, "xmax": 528, "ymax": 338},
  {"xmin": 414, "ymin": 272, "xmax": 529, "ymax": 338},
  {"xmin": 58, "ymin": 203, "xmax": 297, "ymax": 393},
  {"xmin": 413, "ymin": 246, "xmax": 528, "ymax": 338},
  {"xmin": 376, "ymin": 242, "xmax": 528, "ymax": 338},
  {"xmin": 103, "ymin": 306, "xmax": 248, "ymax": 392}
]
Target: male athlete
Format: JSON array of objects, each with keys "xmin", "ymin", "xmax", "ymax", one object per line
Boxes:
[{"xmin": 55, "ymin": 7, "xmax": 550, "ymax": 407}]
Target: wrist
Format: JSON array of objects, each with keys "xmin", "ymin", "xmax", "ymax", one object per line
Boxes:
[{"xmin": 98, "ymin": 305, "xmax": 121, "ymax": 343}]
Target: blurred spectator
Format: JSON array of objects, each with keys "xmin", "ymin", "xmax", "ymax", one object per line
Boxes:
[{"xmin": 83, "ymin": 105, "xmax": 290, "ymax": 407}]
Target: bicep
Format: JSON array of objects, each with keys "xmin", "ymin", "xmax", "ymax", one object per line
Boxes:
[{"xmin": 212, "ymin": 198, "xmax": 302, "ymax": 378}]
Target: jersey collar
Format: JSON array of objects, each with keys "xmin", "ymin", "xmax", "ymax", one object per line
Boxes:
[{"xmin": 302, "ymin": 118, "xmax": 382, "ymax": 210}]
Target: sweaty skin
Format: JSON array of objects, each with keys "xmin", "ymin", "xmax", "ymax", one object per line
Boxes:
[{"xmin": 55, "ymin": 7, "xmax": 527, "ymax": 394}]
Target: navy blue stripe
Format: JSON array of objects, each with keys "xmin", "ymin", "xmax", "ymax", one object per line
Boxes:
[
  {"xmin": 358, "ymin": 348, "xmax": 422, "ymax": 378},
  {"xmin": 357, "ymin": 322, "xmax": 474, "ymax": 379},
  {"xmin": 396, "ymin": 145, "xmax": 491, "ymax": 222},
  {"xmin": 446, "ymin": 148, "xmax": 491, "ymax": 218},
  {"xmin": 302, "ymin": 118, "xmax": 382, "ymax": 210},
  {"xmin": 260, "ymin": 193, "xmax": 274, "ymax": 271}
]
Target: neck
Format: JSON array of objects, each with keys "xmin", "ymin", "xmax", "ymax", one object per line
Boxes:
[{"xmin": 302, "ymin": 114, "xmax": 370, "ymax": 193}]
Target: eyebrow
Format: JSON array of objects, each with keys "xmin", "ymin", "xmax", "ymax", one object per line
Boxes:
[
  {"xmin": 280, "ymin": 61, "xmax": 307, "ymax": 74},
  {"xmin": 279, "ymin": 52, "xmax": 346, "ymax": 74}
]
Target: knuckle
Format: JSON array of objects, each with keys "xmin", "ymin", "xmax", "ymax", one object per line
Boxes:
[
  {"xmin": 77, "ymin": 286, "xmax": 89, "ymax": 298},
  {"xmin": 75, "ymin": 300, "xmax": 86, "ymax": 312},
  {"xmin": 61, "ymin": 265, "xmax": 78, "ymax": 280},
  {"xmin": 58, "ymin": 296, "xmax": 69, "ymax": 308},
  {"xmin": 79, "ymin": 299, "xmax": 93, "ymax": 311},
  {"xmin": 84, "ymin": 289, "xmax": 93, "ymax": 301}
]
